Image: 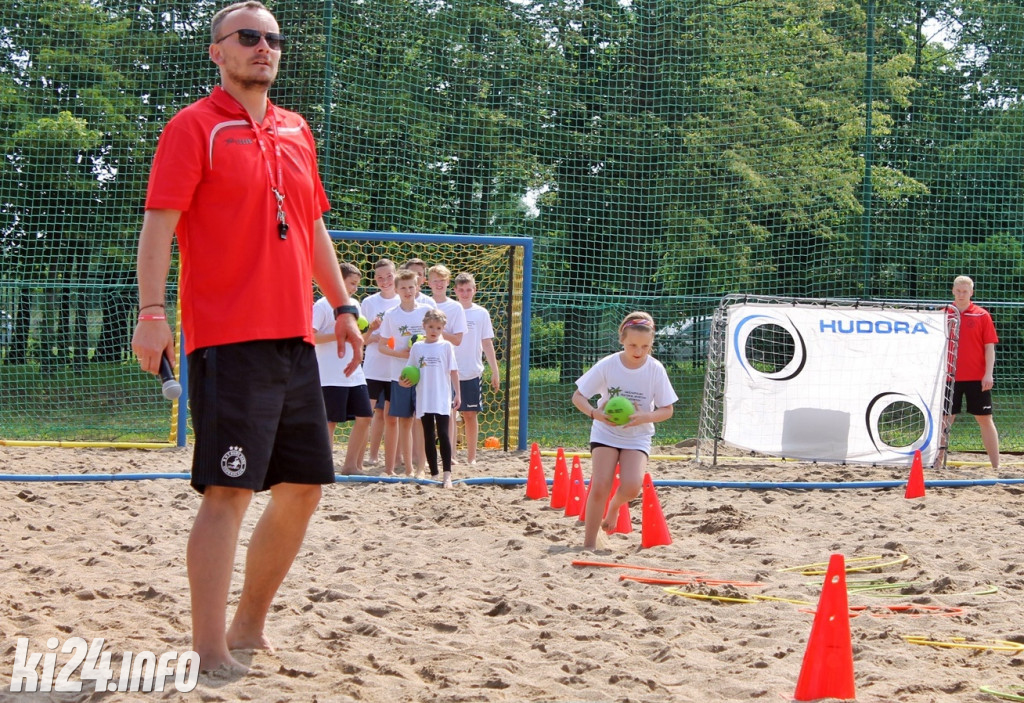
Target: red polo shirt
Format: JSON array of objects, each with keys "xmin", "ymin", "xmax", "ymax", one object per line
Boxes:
[
  {"xmin": 954, "ymin": 303, "xmax": 998, "ymax": 381},
  {"xmin": 146, "ymin": 86, "xmax": 330, "ymax": 354}
]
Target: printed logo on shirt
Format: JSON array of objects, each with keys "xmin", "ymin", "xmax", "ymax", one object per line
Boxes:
[{"xmin": 220, "ymin": 446, "xmax": 247, "ymax": 478}]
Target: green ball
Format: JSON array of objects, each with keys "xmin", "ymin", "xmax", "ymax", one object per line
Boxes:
[
  {"xmin": 357, "ymin": 315, "xmax": 369, "ymax": 332},
  {"xmin": 604, "ymin": 396, "xmax": 634, "ymax": 426},
  {"xmin": 400, "ymin": 365, "xmax": 420, "ymax": 385}
]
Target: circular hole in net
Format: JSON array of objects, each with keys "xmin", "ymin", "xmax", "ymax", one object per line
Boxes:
[
  {"xmin": 743, "ymin": 323, "xmax": 794, "ymax": 373},
  {"xmin": 876, "ymin": 400, "xmax": 925, "ymax": 448}
]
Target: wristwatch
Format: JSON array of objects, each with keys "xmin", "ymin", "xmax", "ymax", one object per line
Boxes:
[{"xmin": 334, "ymin": 304, "xmax": 359, "ymax": 320}]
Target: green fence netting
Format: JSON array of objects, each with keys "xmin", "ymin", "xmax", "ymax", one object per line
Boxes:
[{"xmin": 1, "ymin": 0, "xmax": 1022, "ymax": 454}]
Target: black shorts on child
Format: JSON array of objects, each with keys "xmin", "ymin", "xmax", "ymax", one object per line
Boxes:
[{"xmin": 322, "ymin": 385, "xmax": 373, "ymax": 423}]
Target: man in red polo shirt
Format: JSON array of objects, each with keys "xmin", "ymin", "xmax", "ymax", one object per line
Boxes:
[
  {"xmin": 131, "ymin": 0, "xmax": 362, "ymax": 673},
  {"xmin": 938, "ymin": 275, "xmax": 1000, "ymax": 470}
]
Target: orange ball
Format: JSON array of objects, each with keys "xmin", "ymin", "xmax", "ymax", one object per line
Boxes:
[
  {"xmin": 484, "ymin": 436, "xmax": 501, "ymax": 449},
  {"xmin": 387, "ymin": 336, "xmax": 395, "ymax": 349}
]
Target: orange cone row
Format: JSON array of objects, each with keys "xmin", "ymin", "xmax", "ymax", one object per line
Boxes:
[
  {"xmin": 525, "ymin": 446, "xmax": 670, "ymax": 549},
  {"xmin": 531, "ymin": 447, "xmax": 858, "ymax": 699}
]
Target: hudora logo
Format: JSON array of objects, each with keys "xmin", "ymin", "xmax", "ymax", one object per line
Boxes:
[{"xmin": 818, "ymin": 319, "xmax": 930, "ymax": 334}]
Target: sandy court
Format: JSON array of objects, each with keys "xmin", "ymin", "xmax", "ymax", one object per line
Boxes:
[{"xmin": 0, "ymin": 444, "xmax": 1023, "ymax": 702}]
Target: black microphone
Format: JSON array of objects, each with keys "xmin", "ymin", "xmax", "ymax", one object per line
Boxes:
[{"xmin": 159, "ymin": 356, "xmax": 182, "ymax": 400}]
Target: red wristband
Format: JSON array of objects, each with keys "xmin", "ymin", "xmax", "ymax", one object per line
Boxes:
[{"xmin": 138, "ymin": 314, "xmax": 167, "ymax": 322}]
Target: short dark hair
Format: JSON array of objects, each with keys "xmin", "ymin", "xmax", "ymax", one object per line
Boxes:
[{"xmin": 340, "ymin": 262, "xmax": 360, "ymax": 279}]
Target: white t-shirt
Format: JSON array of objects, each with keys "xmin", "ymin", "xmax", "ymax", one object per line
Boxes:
[
  {"xmin": 455, "ymin": 303, "xmax": 495, "ymax": 380},
  {"xmin": 312, "ymin": 297, "xmax": 366, "ymax": 387},
  {"xmin": 378, "ymin": 303, "xmax": 433, "ymax": 381},
  {"xmin": 360, "ymin": 292, "xmax": 400, "ymax": 381},
  {"xmin": 409, "ymin": 339, "xmax": 458, "ymax": 417},
  {"xmin": 435, "ymin": 297, "xmax": 468, "ymax": 343},
  {"xmin": 415, "ymin": 292, "xmax": 437, "ymax": 309},
  {"xmin": 575, "ymin": 353, "xmax": 678, "ymax": 452}
]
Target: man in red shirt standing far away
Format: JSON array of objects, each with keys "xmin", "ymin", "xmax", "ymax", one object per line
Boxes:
[
  {"xmin": 937, "ymin": 275, "xmax": 1000, "ymax": 470},
  {"xmin": 131, "ymin": 1, "xmax": 362, "ymax": 673}
]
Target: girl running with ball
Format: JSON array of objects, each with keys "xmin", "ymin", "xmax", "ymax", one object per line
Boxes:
[{"xmin": 571, "ymin": 311, "xmax": 678, "ymax": 550}]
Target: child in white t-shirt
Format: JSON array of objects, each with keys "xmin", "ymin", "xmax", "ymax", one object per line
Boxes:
[
  {"xmin": 360, "ymin": 258, "xmax": 399, "ymax": 467},
  {"xmin": 571, "ymin": 311, "xmax": 678, "ymax": 550},
  {"xmin": 452, "ymin": 272, "xmax": 500, "ymax": 464},
  {"xmin": 378, "ymin": 269, "xmax": 433, "ymax": 476},
  {"xmin": 312, "ymin": 262, "xmax": 373, "ymax": 475},
  {"xmin": 409, "ymin": 308, "xmax": 461, "ymax": 487}
]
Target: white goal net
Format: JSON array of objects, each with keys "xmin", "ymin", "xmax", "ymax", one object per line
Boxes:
[{"xmin": 697, "ymin": 295, "xmax": 958, "ymax": 465}]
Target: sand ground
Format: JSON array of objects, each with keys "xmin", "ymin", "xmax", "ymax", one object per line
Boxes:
[{"xmin": 1, "ymin": 444, "xmax": 1023, "ymax": 702}]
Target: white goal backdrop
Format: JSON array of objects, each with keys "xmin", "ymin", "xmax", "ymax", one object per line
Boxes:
[{"xmin": 702, "ymin": 297, "xmax": 957, "ymax": 465}]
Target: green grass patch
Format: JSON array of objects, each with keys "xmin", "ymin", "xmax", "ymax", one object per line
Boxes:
[{"xmin": 0, "ymin": 361, "xmax": 175, "ymax": 443}]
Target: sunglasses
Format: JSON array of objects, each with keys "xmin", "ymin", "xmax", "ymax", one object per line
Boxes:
[{"xmin": 216, "ymin": 28, "xmax": 286, "ymax": 51}]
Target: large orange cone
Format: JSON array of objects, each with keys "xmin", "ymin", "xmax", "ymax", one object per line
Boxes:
[
  {"xmin": 564, "ymin": 455, "xmax": 586, "ymax": 517},
  {"xmin": 905, "ymin": 450, "xmax": 925, "ymax": 499},
  {"xmin": 640, "ymin": 473, "xmax": 671, "ymax": 548},
  {"xmin": 525, "ymin": 447, "xmax": 549, "ymax": 499},
  {"xmin": 793, "ymin": 553, "xmax": 855, "ymax": 701},
  {"xmin": 550, "ymin": 448, "xmax": 569, "ymax": 509}
]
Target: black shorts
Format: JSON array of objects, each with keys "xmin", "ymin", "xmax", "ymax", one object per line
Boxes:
[
  {"xmin": 950, "ymin": 380, "xmax": 993, "ymax": 416},
  {"xmin": 322, "ymin": 385, "xmax": 373, "ymax": 423},
  {"xmin": 188, "ymin": 339, "xmax": 335, "ymax": 493},
  {"xmin": 366, "ymin": 378, "xmax": 391, "ymax": 408},
  {"xmin": 459, "ymin": 377, "xmax": 482, "ymax": 412},
  {"xmin": 590, "ymin": 441, "xmax": 650, "ymax": 458}
]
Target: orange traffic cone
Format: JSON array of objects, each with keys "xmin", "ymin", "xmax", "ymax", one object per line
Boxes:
[
  {"xmin": 905, "ymin": 450, "xmax": 925, "ymax": 499},
  {"xmin": 564, "ymin": 455, "xmax": 586, "ymax": 517},
  {"xmin": 793, "ymin": 553, "xmax": 855, "ymax": 701},
  {"xmin": 578, "ymin": 477, "xmax": 592, "ymax": 522},
  {"xmin": 525, "ymin": 447, "xmax": 548, "ymax": 500},
  {"xmin": 640, "ymin": 473, "xmax": 671, "ymax": 548},
  {"xmin": 550, "ymin": 448, "xmax": 569, "ymax": 509}
]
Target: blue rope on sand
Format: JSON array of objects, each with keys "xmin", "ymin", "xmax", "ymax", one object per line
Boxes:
[{"xmin": 1, "ymin": 473, "xmax": 1024, "ymax": 490}]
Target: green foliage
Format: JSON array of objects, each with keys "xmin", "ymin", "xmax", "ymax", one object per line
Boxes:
[
  {"xmin": 528, "ymin": 317, "xmax": 564, "ymax": 369},
  {"xmin": 4, "ymin": 0, "xmax": 1024, "ymax": 448}
]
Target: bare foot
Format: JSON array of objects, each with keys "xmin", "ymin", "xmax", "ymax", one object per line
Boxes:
[
  {"xmin": 600, "ymin": 515, "xmax": 617, "ymax": 534},
  {"xmin": 199, "ymin": 658, "xmax": 249, "ymax": 678},
  {"xmin": 196, "ymin": 649, "xmax": 249, "ymax": 674},
  {"xmin": 340, "ymin": 466, "xmax": 360, "ymax": 476},
  {"xmin": 583, "ymin": 531, "xmax": 613, "ymax": 551},
  {"xmin": 226, "ymin": 629, "xmax": 274, "ymax": 654},
  {"xmin": 383, "ymin": 468, "xmax": 396, "ymax": 476},
  {"xmin": 442, "ymin": 472, "xmax": 452, "ymax": 488}
]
